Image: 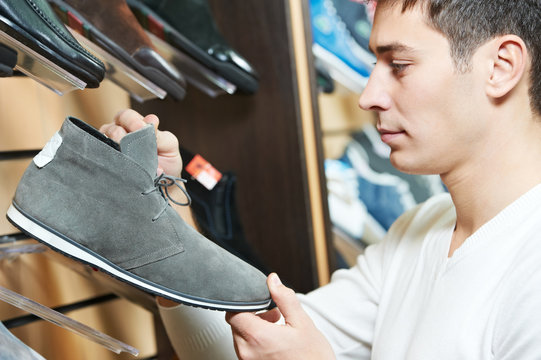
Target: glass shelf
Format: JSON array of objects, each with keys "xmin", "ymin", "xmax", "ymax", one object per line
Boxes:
[
  {"xmin": 1, "ymin": 20, "xmax": 237, "ymax": 99},
  {"xmin": 69, "ymin": 29, "xmax": 166, "ymax": 103},
  {"xmin": 0, "ymin": 238, "xmax": 139, "ymax": 356},
  {"xmin": 0, "ymin": 241, "xmax": 46, "ymax": 260},
  {"xmin": 0, "ymin": 286, "xmax": 138, "ymax": 356},
  {"xmin": 0, "ymin": 26, "xmax": 86, "ymax": 95}
]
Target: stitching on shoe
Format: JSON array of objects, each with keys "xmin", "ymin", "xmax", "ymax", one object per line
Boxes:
[
  {"xmin": 24, "ymin": 0, "xmax": 103, "ymax": 65},
  {"xmin": 124, "ymin": 130, "xmax": 154, "ymax": 160}
]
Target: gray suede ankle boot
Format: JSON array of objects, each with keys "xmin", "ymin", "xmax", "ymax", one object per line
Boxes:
[{"xmin": 7, "ymin": 117, "xmax": 271, "ymax": 311}]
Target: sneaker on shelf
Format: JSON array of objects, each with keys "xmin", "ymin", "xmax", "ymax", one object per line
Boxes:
[
  {"xmin": 7, "ymin": 117, "xmax": 271, "ymax": 312},
  {"xmin": 325, "ymin": 158, "xmax": 386, "ymax": 244},
  {"xmin": 333, "ymin": 0, "xmax": 373, "ymax": 58},
  {"xmin": 310, "ymin": 0, "xmax": 375, "ymax": 93},
  {"xmin": 340, "ymin": 143, "xmax": 416, "ymax": 230}
]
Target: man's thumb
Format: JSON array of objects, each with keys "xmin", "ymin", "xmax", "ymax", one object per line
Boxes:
[{"xmin": 268, "ymin": 273, "xmax": 307, "ymax": 327}]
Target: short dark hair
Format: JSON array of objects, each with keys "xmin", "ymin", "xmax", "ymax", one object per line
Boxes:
[{"xmin": 372, "ymin": 0, "xmax": 541, "ymax": 115}]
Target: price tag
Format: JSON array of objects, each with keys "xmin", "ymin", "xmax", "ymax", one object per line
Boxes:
[{"xmin": 185, "ymin": 154, "xmax": 222, "ymax": 190}]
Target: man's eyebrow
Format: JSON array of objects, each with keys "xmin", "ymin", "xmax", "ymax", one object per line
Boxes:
[{"xmin": 369, "ymin": 42, "xmax": 416, "ymax": 55}]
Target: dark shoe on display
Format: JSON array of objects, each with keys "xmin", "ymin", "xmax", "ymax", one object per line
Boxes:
[
  {"xmin": 48, "ymin": 0, "xmax": 187, "ymax": 100},
  {"xmin": 0, "ymin": 0, "xmax": 105, "ymax": 88},
  {"xmin": 180, "ymin": 148, "xmax": 270, "ymax": 274},
  {"xmin": 127, "ymin": 0, "xmax": 259, "ymax": 94},
  {"xmin": 0, "ymin": 43, "xmax": 17, "ymax": 77},
  {"xmin": 7, "ymin": 117, "xmax": 271, "ymax": 312}
]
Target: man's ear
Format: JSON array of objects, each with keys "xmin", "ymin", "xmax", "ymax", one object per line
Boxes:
[{"xmin": 486, "ymin": 35, "xmax": 528, "ymax": 99}]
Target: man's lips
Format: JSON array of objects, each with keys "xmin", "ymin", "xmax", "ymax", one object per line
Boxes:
[{"xmin": 378, "ymin": 127, "xmax": 406, "ymax": 144}]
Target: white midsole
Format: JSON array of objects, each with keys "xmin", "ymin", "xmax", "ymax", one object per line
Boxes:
[{"xmin": 7, "ymin": 204, "xmax": 270, "ymax": 312}]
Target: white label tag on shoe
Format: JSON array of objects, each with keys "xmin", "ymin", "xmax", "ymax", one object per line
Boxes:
[{"xmin": 33, "ymin": 131, "xmax": 63, "ymax": 168}]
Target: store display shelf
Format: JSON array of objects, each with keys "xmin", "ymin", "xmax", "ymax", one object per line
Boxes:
[
  {"xmin": 0, "ymin": 235, "xmax": 139, "ymax": 355},
  {"xmin": 0, "ymin": 285, "xmax": 138, "ymax": 356},
  {"xmin": 0, "ymin": 27, "xmax": 86, "ymax": 95},
  {"xmin": 70, "ymin": 29, "xmax": 167, "ymax": 103}
]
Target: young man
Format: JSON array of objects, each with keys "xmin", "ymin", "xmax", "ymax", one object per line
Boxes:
[
  {"xmin": 105, "ymin": 0, "xmax": 541, "ymax": 358},
  {"xmin": 225, "ymin": 0, "xmax": 541, "ymax": 359}
]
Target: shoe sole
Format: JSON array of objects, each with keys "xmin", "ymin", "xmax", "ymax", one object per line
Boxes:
[
  {"xmin": 126, "ymin": 0, "xmax": 258, "ymax": 94},
  {"xmin": 48, "ymin": 0, "xmax": 186, "ymax": 100},
  {"xmin": 7, "ymin": 203, "xmax": 271, "ymax": 312},
  {"xmin": 0, "ymin": 13, "xmax": 102, "ymax": 87}
]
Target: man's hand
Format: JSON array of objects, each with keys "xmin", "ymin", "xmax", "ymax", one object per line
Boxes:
[
  {"xmin": 100, "ymin": 109, "xmax": 182, "ymax": 177},
  {"xmin": 226, "ymin": 273, "xmax": 336, "ymax": 360}
]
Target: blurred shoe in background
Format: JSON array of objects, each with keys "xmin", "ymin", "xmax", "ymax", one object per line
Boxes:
[
  {"xmin": 127, "ymin": 0, "xmax": 259, "ymax": 94},
  {"xmin": 310, "ymin": 0, "xmax": 375, "ymax": 93},
  {"xmin": 48, "ymin": 0, "xmax": 187, "ymax": 100}
]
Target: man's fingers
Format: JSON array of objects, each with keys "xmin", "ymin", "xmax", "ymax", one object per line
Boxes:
[
  {"xmin": 225, "ymin": 311, "xmax": 254, "ymax": 329},
  {"xmin": 226, "ymin": 311, "xmax": 271, "ymax": 339},
  {"xmin": 99, "ymin": 123, "xmax": 127, "ymax": 143},
  {"xmin": 267, "ymin": 273, "xmax": 309, "ymax": 327},
  {"xmin": 143, "ymin": 114, "xmax": 160, "ymax": 130},
  {"xmin": 155, "ymin": 130, "xmax": 180, "ymax": 155},
  {"xmin": 114, "ymin": 109, "xmax": 147, "ymax": 133},
  {"xmin": 257, "ymin": 307, "xmax": 282, "ymax": 323}
]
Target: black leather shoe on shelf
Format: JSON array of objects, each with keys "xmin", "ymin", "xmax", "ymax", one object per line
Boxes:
[
  {"xmin": 0, "ymin": 0, "xmax": 105, "ymax": 88},
  {"xmin": 180, "ymin": 148, "xmax": 270, "ymax": 274},
  {"xmin": 0, "ymin": 43, "xmax": 17, "ymax": 77},
  {"xmin": 48, "ymin": 0, "xmax": 187, "ymax": 100},
  {"xmin": 127, "ymin": 0, "xmax": 259, "ymax": 94}
]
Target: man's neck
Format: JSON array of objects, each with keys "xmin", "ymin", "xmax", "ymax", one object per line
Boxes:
[{"xmin": 442, "ymin": 114, "xmax": 541, "ymax": 256}]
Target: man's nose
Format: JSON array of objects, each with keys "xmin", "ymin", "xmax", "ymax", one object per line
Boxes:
[{"xmin": 358, "ymin": 68, "xmax": 391, "ymax": 112}]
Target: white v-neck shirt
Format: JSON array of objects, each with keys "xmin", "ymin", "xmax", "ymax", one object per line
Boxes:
[{"xmin": 300, "ymin": 184, "xmax": 541, "ymax": 359}]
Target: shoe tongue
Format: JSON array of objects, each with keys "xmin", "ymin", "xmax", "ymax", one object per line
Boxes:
[{"xmin": 119, "ymin": 124, "xmax": 158, "ymax": 176}]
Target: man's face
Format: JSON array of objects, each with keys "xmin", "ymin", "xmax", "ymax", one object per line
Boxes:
[{"xmin": 359, "ymin": 4, "xmax": 489, "ymax": 176}]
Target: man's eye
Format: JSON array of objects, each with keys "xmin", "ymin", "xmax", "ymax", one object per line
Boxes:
[{"xmin": 390, "ymin": 61, "xmax": 410, "ymax": 74}]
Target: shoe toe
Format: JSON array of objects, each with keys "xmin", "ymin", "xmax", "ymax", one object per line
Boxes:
[{"xmin": 208, "ymin": 44, "xmax": 258, "ymax": 79}]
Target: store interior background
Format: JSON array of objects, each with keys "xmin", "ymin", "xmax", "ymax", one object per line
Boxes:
[{"xmin": 0, "ymin": 0, "xmax": 436, "ymax": 358}]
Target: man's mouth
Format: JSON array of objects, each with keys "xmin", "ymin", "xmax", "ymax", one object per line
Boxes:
[{"xmin": 377, "ymin": 127, "xmax": 406, "ymax": 144}]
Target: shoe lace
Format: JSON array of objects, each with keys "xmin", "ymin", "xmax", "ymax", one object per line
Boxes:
[{"xmin": 142, "ymin": 173, "xmax": 192, "ymax": 222}]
